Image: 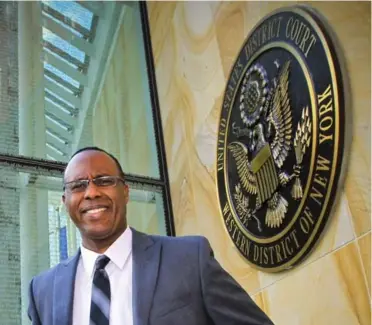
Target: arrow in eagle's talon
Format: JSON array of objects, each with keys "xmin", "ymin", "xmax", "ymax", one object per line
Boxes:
[
  {"xmin": 257, "ymin": 222, "xmax": 262, "ymax": 232},
  {"xmin": 252, "ymin": 213, "xmax": 262, "ymax": 232}
]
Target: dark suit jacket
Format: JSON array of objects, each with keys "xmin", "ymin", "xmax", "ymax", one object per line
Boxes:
[{"xmin": 28, "ymin": 228, "xmax": 274, "ymax": 325}]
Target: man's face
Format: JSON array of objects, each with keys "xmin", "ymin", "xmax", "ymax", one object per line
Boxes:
[{"xmin": 62, "ymin": 150, "xmax": 129, "ymax": 243}]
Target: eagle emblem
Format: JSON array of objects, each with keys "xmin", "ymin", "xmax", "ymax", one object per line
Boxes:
[
  {"xmin": 216, "ymin": 6, "xmax": 344, "ymax": 271},
  {"xmin": 228, "ymin": 60, "xmax": 312, "ymax": 232}
]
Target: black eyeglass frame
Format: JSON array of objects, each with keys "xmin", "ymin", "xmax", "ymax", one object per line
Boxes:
[{"xmin": 63, "ymin": 175, "xmax": 126, "ymax": 193}]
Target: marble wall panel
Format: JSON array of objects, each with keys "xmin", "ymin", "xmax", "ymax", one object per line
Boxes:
[
  {"xmin": 259, "ymin": 241, "xmax": 371, "ymax": 325},
  {"xmin": 148, "ymin": 1, "xmax": 371, "ymax": 323},
  {"xmin": 357, "ymin": 232, "xmax": 371, "ymax": 297}
]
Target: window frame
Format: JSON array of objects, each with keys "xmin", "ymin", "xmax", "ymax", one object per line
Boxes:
[{"xmin": 0, "ymin": 1, "xmax": 176, "ymax": 236}]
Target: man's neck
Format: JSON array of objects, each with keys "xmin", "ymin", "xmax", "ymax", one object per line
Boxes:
[{"xmin": 82, "ymin": 229, "xmax": 127, "ymax": 254}]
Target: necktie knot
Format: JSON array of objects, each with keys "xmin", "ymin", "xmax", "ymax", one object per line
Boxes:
[{"xmin": 95, "ymin": 255, "xmax": 110, "ymax": 270}]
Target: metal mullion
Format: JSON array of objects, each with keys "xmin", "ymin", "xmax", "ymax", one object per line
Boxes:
[
  {"xmin": 46, "ymin": 142, "xmax": 67, "ymax": 157},
  {"xmin": 82, "ymin": 52, "xmax": 90, "ymax": 76},
  {"xmin": 0, "ymin": 154, "xmax": 66, "ymax": 174},
  {"xmin": 78, "ymin": 84, "xmax": 84, "ymax": 95},
  {"xmin": 87, "ymin": 15, "xmax": 99, "ymax": 42},
  {"xmin": 124, "ymin": 175, "xmax": 164, "ymax": 188},
  {"xmin": 44, "ymin": 78, "xmax": 81, "ymax": 108},
  {"xmin": 46, "ymin": 128, "xmax": 70, "ymax": 145},
  {"xmin": 0, "ymin": 154, "xmax": 167, "ymax": 188},
  {"xmin": 46, "ymin": 137, "xmax": 68, "ymax": 155},
  {"xmin": 42, "ymin": 14, "xmax": 95, "ymax": 57},
  {"xmin": 46, "ymin": 138, "xmax": 68, "ymax": 156},
  {"xmin": 45, "ymin": 101, "xmax": 75, "ymax": 126},
  {"xmin": 78, "ymin": 18, "xmax": 98, "ymax": 74},
  {"xmin": 46, "ymin": 146, "xmax": 66, "ymax": 160},
  {"xmin": 45, "ymin": 118, "xmax": 72, "ymax": 140},
  {"xmin": 41, "ymin": 2, "xmax": 91, "ymax": 40},
  {"xmin": 44, "ymin": 69, "xmax": 82, "ymax": 96},
  {"xmin": 139, "ymin": 2, "xmax": 175, "ymax": 236},
  {"xmin": 43, "ymin": 40, "xmax": 86, "ymax": 71},
  {"xmin": 45, "ymin": 91, "xmax": 77, "ymax": 115},
  {"xmin": 44, "ymin": 51, "xmax": 88, "ymax": 87},
  {"xmin": 76, "ymin": 1, "xmax": 105, "ymax": 17},
  {"xmin": 42, "ymin": 10, "xmax": 82, "ymax": 39},
  {"xmin": 45, "ymin": 110, "xmax": 72, "ymax": 131}
]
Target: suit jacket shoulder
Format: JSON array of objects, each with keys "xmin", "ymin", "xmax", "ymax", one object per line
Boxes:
[
  {"xmin": 28, "ymin": 252, "xmax": 80, "ymax": 325},
  {"xmin": 144, "ymin": 231, "xmax": 274, "ymax": 325},
  {"xmin": 150, "ymin": 233, "xmax": 208, "ymax": 250},
  {"xmin": 146, "ymin": 233, "xmax": 213, "ymax": 269},
  {"xmin": 31, "ymin": 252, "xmax": 79, "ymax": 295}
]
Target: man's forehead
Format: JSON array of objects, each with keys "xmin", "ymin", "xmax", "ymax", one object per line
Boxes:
[{"xmin": 64, "ymin": 150, "xmax": 117, "ymax": 178}]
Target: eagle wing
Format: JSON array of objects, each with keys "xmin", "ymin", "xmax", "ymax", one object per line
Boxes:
[
  {"xmin": 267, "ymin": 61, "xmax": 293, "ymax": 168},
  {"xmin": 228, "ymin": 141, "xmax": 257, "ymax": 195}
]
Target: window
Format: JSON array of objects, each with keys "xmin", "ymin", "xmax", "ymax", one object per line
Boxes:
[{"xmin": 0, "ymin": 2, "xmax": 173, "ymax": 324}]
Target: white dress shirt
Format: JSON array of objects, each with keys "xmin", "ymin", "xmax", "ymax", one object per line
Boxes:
[{"xmin": 72, "ymin": 227, "xmax": 133, "ymax": 325}]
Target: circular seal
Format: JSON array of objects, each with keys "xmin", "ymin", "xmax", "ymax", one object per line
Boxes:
[{"xmin": 216, "ymin": 5, "xmax": 346, "ymax": 272}]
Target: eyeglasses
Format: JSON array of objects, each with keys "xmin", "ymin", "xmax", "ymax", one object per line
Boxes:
[{"xmin": 64, "ymin": 176, "xmax": 125, "ymax": 193}]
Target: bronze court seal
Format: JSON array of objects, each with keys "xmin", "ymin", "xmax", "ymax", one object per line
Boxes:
[{"xmin": 216, "ymin": 5, "xmax": 346, "ymax": 272}]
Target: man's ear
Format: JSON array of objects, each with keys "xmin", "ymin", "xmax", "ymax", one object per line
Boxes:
[
  {"xmin": 62, "ymin": 194, "xmax": 66, "ymax": 204},
  {"xmin": 123, "ymin": 184, "xmax": 129, "ymax": 204}
]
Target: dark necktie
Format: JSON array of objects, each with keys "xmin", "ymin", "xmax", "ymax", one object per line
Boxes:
[{"xmin": 90, "ymin": 255, "xmax": 111, "ymax": 325}]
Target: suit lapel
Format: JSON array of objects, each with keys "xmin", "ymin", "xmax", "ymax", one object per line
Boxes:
[
  {"xmin": 53, "ymin": 250, "xmax": 80, "ymax": 325},
  {"xmin": 132, "ymin": 228, "xmax": 161, "ymax": 325}
]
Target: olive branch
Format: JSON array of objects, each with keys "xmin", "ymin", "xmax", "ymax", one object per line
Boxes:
[
  {"xmin": 233, "ymin": 184, "xmax": 262, "ymax": 232},
  {"xmin": 234, "ymin": 184, "xmax": 250, "ymax": 225},
  {"xmin": 292, "ymin": 106, "xmax": 312, "ymax": 199}
]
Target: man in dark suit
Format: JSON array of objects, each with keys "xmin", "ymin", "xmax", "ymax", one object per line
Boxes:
[{"xmin": 28, "ymin": 147, "xmax": 274, "ymax": 325}]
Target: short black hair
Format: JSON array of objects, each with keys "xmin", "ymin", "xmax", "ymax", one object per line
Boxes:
[{"xmin": 64, "ymin": 146, "xmax": 125, "ymax": 181}]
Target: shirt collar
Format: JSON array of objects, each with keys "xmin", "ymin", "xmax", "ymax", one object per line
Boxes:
[{"xmin": 80, "ymin": 227, "xmax": 132, "ymax": 278}]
